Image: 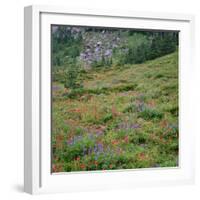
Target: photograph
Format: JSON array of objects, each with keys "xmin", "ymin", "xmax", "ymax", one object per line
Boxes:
[{"xmin": 51, "ymin": 25, "xmax": 179, "ymax": 173}]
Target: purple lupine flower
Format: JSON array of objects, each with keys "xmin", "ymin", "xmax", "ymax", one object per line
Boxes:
[
  {"xmin": 94, "ymin": 145, "xmax": 98, "ymax": 153},
  {"xmin": 88, "ymin": 147, "xmax": 93, "ymax": 155},
  {"xmin": 130, "ymin": 124, "xmax": 140, "ymax": 129},
  {"xmin": 97, "ymin": 143, "xmax": 104, "ymax": 152},
  {"xmin": 96, "ymin": 130, "xmax": 104, "ymax": 136},
  {"xmin": 117, "ymin": 122, "xmax": 140, "ymax": 131}
]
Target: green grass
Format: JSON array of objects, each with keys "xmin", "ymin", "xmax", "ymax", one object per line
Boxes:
[{"xmin": 52, "ymin": 51, "xmax": 178, "ymax": 172}]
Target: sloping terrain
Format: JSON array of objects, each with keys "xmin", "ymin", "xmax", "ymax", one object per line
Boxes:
[{"xmin": 52, "ymin": 51, "xmax": 178, "ymax": 172}]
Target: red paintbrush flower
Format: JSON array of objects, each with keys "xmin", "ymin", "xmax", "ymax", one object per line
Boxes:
[
  {"xmin": 124, "ymin": 135, "xmax": 129, "ymax": 143},
  {"xmin": 80, "ymin": 164, "xmax": 85, "ymax": 169},
  {"xmin": 76, "ymin": 157, "xmax": 80, "ymax": 161},
  {"xmin": 94, "ymin": 161, "xmax": 98, "ymax": 166}
]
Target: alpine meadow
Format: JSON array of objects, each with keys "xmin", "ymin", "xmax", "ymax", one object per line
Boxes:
[{"xmin": 51, "ymin": 26, "xmax": 179, "ymax": 173}]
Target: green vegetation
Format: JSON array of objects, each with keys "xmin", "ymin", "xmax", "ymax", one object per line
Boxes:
[{"xmin": 51, "ymin": 26, "xmax": 178, "ymax": 172}]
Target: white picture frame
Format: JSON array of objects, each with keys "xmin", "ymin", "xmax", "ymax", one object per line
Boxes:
[{"xmin": 24, "ymin": 5, "xmax": 195, "ymax": 194}]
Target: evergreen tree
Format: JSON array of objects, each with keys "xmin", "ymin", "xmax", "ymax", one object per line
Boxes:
[{"xmin": 64, "ymin": 63, "xmax": 80, "ymax": 89}]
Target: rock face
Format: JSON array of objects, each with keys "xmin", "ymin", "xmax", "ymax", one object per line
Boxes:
[
  {"xmin": 52, "ymin": 26, "xmax": 124, "ymax": 68},
  {"xmin": 78, "ymin": 30, "xmax": 125, "ymax": 68},
  {"xmin": 52, "ymin": 25, "xmax": 179, "ymax": 71}
]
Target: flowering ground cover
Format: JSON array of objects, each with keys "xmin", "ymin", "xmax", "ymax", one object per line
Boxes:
[{"xmin": 52, "ymin": 51, "xmax": 178, "ymax": 172}]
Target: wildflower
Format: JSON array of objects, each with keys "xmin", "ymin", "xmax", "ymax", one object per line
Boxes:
[
  {"xmin": 130, "ymin": 124, "xmax": 140, "ymax": 129},
  {"xmin": 124, "ymin": 135, "xmax": 129, "ymax": 143},
  {"xmin": 96, "ymin": 130, "xmax": 104, "ymax": 136},
  {"xmin": 97, "ymin": 143, "xmax": 104, "ymax": 152},
  {"xmin": 80, "ymin": 164, "xmax": 86, "ymax": 169},
  {"xmin": 112, "ymin": 140, "xmax": 119, "ymax": 145},
  {"xmin": 76, "ymin": 157, "xmax": 80, "ymax": 161},
  {"xmin": 137, "ymin": 152, "xmax": 146, "ymax": 161},
  {"xmin": 88, "ymin": 147, "xmax": 92, "ymax": 154},
  {"xmin": 94, "ymin": 161, "xmax": 98, "ymax": 166}
]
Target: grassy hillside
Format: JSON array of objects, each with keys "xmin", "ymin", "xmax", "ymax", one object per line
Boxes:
[{"xmin": 52, "ymin": 51, "xmax": 178, "ymax": 172}]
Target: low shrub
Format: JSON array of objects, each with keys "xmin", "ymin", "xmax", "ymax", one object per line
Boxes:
[
  {"xmin": 139, "ymin": 107, "xmax": 163, "ymax": 120},
  {"xmin": 64, "ymin": 84, "xmax": 137, "ymax": 99},
  {"xmin": 101, "ymin": 113, "xmax": 113, "ymax": 123},
  {"xmin": 123, "ymin": 101, "xmax": 163, "ymax": 120}
]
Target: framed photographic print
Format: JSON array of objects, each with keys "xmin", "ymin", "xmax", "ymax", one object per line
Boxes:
[{"xmin": 24, "ymin": 5, "xmax": 195, "ymax": 194}]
